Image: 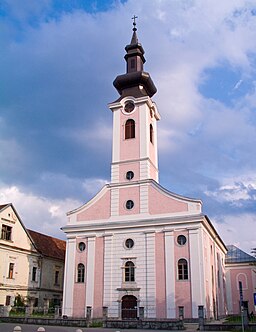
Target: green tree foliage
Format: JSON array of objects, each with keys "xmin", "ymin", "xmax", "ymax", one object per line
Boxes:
[{"xmin": 14, "ymin": 294, "xmax": 25, "ymax": 307}]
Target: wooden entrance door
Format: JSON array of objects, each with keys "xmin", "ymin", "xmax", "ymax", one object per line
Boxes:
[{"xmin": 121, "ymin": 295, "xmax": 137, "ymax": 319}]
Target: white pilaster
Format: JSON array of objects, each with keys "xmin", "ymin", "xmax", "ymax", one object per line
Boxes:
[
  {"xmin": 62, "ymin": 237, "xmax": 76, "ymax": 316},
  {"xmin": 189, "ymin": 228, "xmax": 205, "ymax": 318},
  {"xmin": 140, "ymin": 183, "xmax": 148, "ymax": 213},
  {"xmin": 144, "ymin": 232, "xmax": 156, "ymax": 318},
  {"xmin": 139, "ymin": 103, "xmax": 148, "ymax": 159},
  {"xmin": 103, "ymin": 235, "xmax": 113, "ymax": 312},
  {"xmin": 164, "ymin": 231, "xmax": 175, "ymax": 318},
  {"xmin": 112, "ymin": 109, "xmax": 120, "ymax": 164},
  {"xmin": 140, "ymin": 159, "xmax": 150, "ymax": 180},
  {"xmin": 111, "ymin": 188, "xmax": 119, "ymax": 216},
  {"xmin": 86, "ymin": 237, "xmax": 96, "ymax": 309},
  {"xmin": 111, "ymin": 164, "xmax": 119, "ymax": 183}
]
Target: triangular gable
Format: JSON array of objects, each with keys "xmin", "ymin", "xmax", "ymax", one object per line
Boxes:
[{"xmin": 0, "ymin": 203, "xmax": 37, "ymax": 252}]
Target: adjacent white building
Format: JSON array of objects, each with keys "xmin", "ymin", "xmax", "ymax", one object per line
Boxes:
[{"xmin": 0, "ymin": 203, "xmax": 66, "ymax": 310}]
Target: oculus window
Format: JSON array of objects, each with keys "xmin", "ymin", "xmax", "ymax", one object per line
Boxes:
[
  {"xmin": 78, "ymin": 242, "xmax": 86, "ymax": 252},
  {"xmin": 126, "ymin": 171, "xmax": 134, "ymax": 180},
  {"xmin": 126, "ymin": 200, "xmax": 134, "ymax": 210},
  {"xmin": 124, "ymin": 101, "xmax": 135, "ymax": 113},
  {"xmin": 125, "ymin": 238, "xmax": 134, "ymax": 249},
  {"xmin": 177, "ymin": 235, "xmax": 187, "ymax": 246}
]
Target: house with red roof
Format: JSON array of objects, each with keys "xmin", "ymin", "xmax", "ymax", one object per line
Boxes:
[{"xmin": 0, "ymin": 203, "xmax": 66, "ymax": 311}]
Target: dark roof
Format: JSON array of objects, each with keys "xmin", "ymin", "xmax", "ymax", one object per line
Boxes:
[
  {"xmin": 113, "ymin": 24, "xmax": 157, "ymax": 100},
  {"xmin": 28, "ymin": 229, "xmax": 66, "ymax": 261},
  {"xmin": 225, "ymin": 245, "xmax": 256, "ymax": 264},
  {"xmin": 0, "ymin": 203, "xmax": 10, "ymax": 211}
]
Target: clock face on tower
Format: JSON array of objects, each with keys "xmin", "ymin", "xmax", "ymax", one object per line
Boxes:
[{"xmin": 124, "ymin": 101, "xmax": 135, "ymax": 113}]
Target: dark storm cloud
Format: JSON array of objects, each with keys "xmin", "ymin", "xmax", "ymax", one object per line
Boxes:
[{"xmin": 1, "ymin": 9, "xmax": 125, "ymax": 197}]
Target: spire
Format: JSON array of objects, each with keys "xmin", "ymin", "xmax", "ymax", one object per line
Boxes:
[
  {"xmin": 113, "ymin": 17, "xmax": 157, "ymax": 99},
  {"xmin": 130, "ymin": 15, "xmax": 138, "ymax": 44}
]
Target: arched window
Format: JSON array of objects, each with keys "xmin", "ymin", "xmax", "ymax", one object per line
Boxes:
[
  {"xmin": 178, "ymin": 259, "xmax": 188, "ymax": 280},
  {"xmin": 125, "ymin": 119, "xmax": 135, "ymax": 139},
  {"xmin": 150, "ymin": 124, "xmax": 153, "ymax": 144},
  {"xmin": 125, "ymin": 261, "xmax": 135, "ymax": 282},
  {"xmin": 77, "ymin": 263, "xmax": 85, "ymax": 283}
]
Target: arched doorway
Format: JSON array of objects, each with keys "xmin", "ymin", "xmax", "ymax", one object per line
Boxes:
[{"xmin": 121, "ymin": 295, "xmax": 137, "ymax": 319}]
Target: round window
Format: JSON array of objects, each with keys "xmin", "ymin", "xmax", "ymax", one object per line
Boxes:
[
  {"xmin": 126, "ymin": 200, "xmax": 134, "ymax": 210},
  {"xmin": 124, "ymin": 101, "xmax": 135, "ymax": 113},
  {"xmin": 177, "ymin": 235, "xmax": 187, "ymax": 246},
  {"xmin": 78, "ymin": 242, "xmax": 86, "ymax": 251},
  {"xmin": 126, "ymin": 171, "xmax": 134, "ymax": 180},
  {"xmin": 125, "ymin": 238, "xmax": 134, "ymax": 249}
]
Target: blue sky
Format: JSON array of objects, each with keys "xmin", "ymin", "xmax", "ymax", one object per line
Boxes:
[{"xmin": 1, "ymin": 0, "xmax": 256, "ymax": 253}]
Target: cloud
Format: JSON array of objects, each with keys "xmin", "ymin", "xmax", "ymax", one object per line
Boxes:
[
  {"xmin": 233, "ymin": 79, "xmax": 243, "ymax": 90},
  {"xmin": 0, "ymin": 178, "xmax": 107, "ymax": 238},
  {"xmin": 205, "ymin": 175, "xmax": 256, "ymax": 208},
  {"xmin": 0, "ymin": 185, "xmax": 79, "ymax": 238},
  {"xmin": 212, "ymin": 213, "xmax": 256, "ymax": 254},
  {"xmin": 1, "ymin": 0, "xmax": 256, "ymax": 253}
]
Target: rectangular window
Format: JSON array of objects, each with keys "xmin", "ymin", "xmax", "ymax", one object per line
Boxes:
[
  {"xmin": 124, "ymin": 262, "xmax": 135, "ymax": 282},
  {"xmin": 178, "ymin": 259, "xmax": 188, "ymax": 280},
  {"xmin": 178, "ymin": 306, "xmax": 184, "ymax": 319},
  {"xmin": 5, "ymin": 296, "xmax": 11, "ymax": 306},
  {"xmin": 34, "ymin": 298, "xmax": 38, "ymax": 307},
  {"xmin": 55, "ymin": 270, "xmax": 60, "ymax": 285},
  {"xmin": 1, "ymin": 225, "xmax": 12, "ymax": 241},
  {"xmin": 8, "ymin": 263, "xmax": 14, "ymax": 279},
  {"xmin": 32, "ymin": 266, "xmax": 37, "ymax": 281}
]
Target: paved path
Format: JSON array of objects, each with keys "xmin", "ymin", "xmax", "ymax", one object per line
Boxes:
[
  {"xmin": 0, "ymin": 323, "xmax": 232, "ymax": 332},
  {"xmin": 1, "ymin": 323, "xmax": 85, "ymax": 332}
]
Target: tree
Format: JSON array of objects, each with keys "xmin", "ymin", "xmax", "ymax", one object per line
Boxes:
[{"xmin": 14, "ymin": 294, "xmax": 25, "ymax": 307}]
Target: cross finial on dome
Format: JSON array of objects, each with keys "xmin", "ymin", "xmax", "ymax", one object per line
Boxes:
[{"xmin": 132, "ymin": 15, "xmax": 138, "ymax": 31}]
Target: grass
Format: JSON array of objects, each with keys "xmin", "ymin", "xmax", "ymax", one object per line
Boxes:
[{"xmin": 226, "ymin": 315, "xmax": 256, "ymax": 323}]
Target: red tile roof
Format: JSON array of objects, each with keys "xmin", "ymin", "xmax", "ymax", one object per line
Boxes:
[{"xmin": 28, "ymin": 229, "xmax": 66, "ymax": 261}]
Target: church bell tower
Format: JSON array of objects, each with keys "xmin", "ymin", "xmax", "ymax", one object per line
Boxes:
[{"xmin": 108, "ymin": 18, "xmax": 161, "ymax": 185}]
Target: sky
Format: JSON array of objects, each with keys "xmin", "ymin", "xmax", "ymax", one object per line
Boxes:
[{"xmin": 1, "ymin": 0, "xmax": 256, "ymax": 254}]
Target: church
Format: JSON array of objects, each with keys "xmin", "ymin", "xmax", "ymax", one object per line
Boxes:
[{"xmin": 61, "ymin": 22, "xmax": 227, "ymax": 320}]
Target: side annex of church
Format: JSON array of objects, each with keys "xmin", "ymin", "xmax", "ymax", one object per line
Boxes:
[{"xmin": 62, "ymin": 23, "xmax": 227, "ymax": 320}]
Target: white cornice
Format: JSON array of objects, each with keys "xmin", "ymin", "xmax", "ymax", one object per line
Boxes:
[
  {"xmin": 108, "ymin": 96, "xmax": 160, "ymax": 119},
  {"xmin": 62, "ymin": 213, "xmax": 204, "ymax": 234}
]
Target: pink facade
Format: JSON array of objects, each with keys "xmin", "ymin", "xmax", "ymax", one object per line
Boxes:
[
  {"xmin": 119, "ymin": 163, "xmax": 140, "ymax": 183},
  {"xmin": 174, "ymin": 230, "xmax": 192, "ymax": 318},
  {"xmin": 73, "ymin": 238, "xmax": 87, "ymax": 317},
  {"xmin": 149, "ymin": 186, "xmax": 188, "ymax": 215},
  {"xmin": 77, "ymin": 190, "xmax": 110, "ymax": 221},
  {"xmin": 119, "ymin": 186, "xmax": 140, "ymax": 215},
  {"xmin": 226, "ymin": 264, "xmax": 256, "ymax": 315},
  {"xmin": 120, "ymin": 111, "xmax": 140, "ymax": 161}
]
